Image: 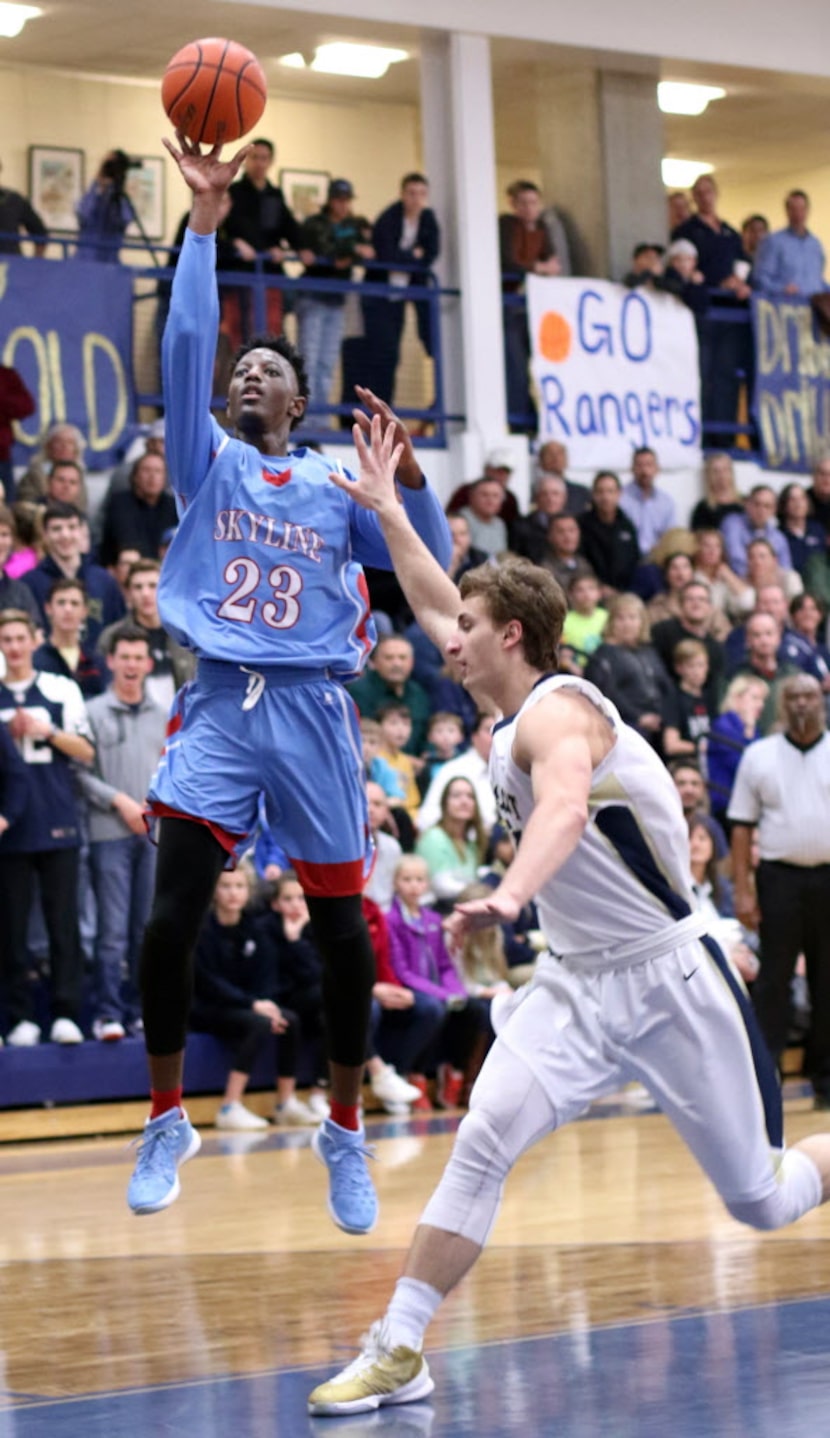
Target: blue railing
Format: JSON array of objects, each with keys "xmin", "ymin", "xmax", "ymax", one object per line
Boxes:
[{"xmin": 1, "ymin": 230, "xmax": 459, "ymax": 448}]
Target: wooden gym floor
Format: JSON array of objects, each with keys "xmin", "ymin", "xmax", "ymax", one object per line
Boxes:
[{"xmin": 1, "ymin": 1085, "xmax": 829, "ymax": 1436}]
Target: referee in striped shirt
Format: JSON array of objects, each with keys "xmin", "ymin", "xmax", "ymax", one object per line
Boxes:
[{"xmin": 729, "ymin": 674, "xmax": 830, "ymax": 1107}]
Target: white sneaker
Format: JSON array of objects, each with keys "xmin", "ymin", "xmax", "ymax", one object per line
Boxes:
[
  {"xmin": 93, "ymin": 1018, "xmax": 126, "ymax": 1042},
  {"xmin": 6, "ymin": 1020, "xmax": 42, "ymax": 1047},
  {"xmin": 50, "ymin": 1018, "xmax": 84, "ymax": 1045},
  {"xmin": 215, "ymin": 1101, "xmax": 269, "ymax": 1131},
  {"xmin": 370, "ymin": 1063, "xmax": 424, "ymax": 1109},
  {"xmin": 275, "ymin": 1094, "xmax": 323, "ymax": 1126},
  {"xmin": 307, "ymin": 1092, "xmax": 330, "ymax": 1120}
]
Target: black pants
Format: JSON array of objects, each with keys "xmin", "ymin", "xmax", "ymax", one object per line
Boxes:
[
  {"xmin": 0, "ymin": 848, "xmax": 83, "ymax": 1028},
  {"xmin": 697, "ymin": 315, "xmax": 746, "ymax": 448},
  {"xmin": 140, "ymin": 819, "xmax": 375, "ymax": 1067},
  {"xmin": 190, "ymin": 1004, "xmax": 300, "ymax": 1078},
  {"xmin": 753, "ymin": 860, "xmax": 830, "ymax": 1094}
]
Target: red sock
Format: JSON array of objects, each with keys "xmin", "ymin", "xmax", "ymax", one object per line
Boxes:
[
  {"xmin": 150, "ymin": 1086, "xmax": 183, "ymax": 1120},
  {"xmin": 329, "ymin": 1100, "xmax": 360, "ymax": 1132}
]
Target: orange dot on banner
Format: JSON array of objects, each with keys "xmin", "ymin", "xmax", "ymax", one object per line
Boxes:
[{"xmin": 539, "ymin": 311, "xmax": 572, "ymax": 362}]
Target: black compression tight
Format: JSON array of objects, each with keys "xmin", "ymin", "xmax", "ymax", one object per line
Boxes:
[
  {"xmin": 139, "ymin": 818, "xmax": 228, "ymax": 1056},
  {"xmin": 139, "ymin": 819, "xmax": 376, "ymax": 1067},
  {"xmin": 305, "ymin": 894, "xmax": 376, "ymax": 1069}
]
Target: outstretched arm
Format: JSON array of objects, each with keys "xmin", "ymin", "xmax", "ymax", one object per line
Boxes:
[
  {"xmin": 160, "ymin": 133, "xmax": 252, "ymax": 501},
  {"xmin": 331, "ymin": 414, "xmax": 461, "ymax": 654}
]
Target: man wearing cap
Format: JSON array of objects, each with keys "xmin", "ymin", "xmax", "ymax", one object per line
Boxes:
[
  {"xmin": 655, "ymin": 239, "xmax": 708, "ymax": 316},
  {"xmin": 296, "ymin": 180, "xmax": 374, "ymax": 423},
  {"xmin": 446, "ymin": 449, "xmax": 521, "ymax": 525}
]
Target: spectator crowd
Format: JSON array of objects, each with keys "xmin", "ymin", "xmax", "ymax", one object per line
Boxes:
[{"xmin": 2, "ymin": 138, "xmax": 830, "ymax": 1127}]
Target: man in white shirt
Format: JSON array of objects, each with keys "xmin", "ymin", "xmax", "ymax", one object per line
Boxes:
[
  {"xmin": 729, "ymin": 674, "xmax": 830, "ymax": 1106},
  {"xmin": 417, "ymin": 712, "xmax": 496, "ymax": 833}
]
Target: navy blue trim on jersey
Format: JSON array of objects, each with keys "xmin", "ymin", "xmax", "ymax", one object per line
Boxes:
[
  {"xmin": 701, "ymin": 933, "xmax": 783, "ymax": 1149},
  {"xmin": 594, "ymin": 805, "xmax": 691, "ymax": 922},
  {"xmin": 492, "ymin": 672, "xmax": 560, "ymax": 735}
]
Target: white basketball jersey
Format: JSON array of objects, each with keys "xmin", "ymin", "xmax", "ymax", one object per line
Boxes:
[{"xmin": 489, "ymin": 674, "xmax": 698, "ymax": 967}]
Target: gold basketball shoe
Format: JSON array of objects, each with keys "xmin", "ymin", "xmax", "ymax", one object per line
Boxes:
[{"xmin": 308, "ymin": 1320, "xmax": 434, "ymax": 1415}]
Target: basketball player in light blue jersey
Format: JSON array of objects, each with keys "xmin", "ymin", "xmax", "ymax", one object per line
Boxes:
[
  {"xmin": 126, "ymin": 133, "xmax": 451, "ymax": 1233},
  {"xmin": 308, "ymin": 415, "xmax": 830, "ymax": 1416}
]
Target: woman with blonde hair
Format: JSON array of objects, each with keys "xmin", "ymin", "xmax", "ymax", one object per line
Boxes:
[
  {"xmin": 689, "ymin": 452, "xmax": 744, "ymax": 531},
  {"xmin": 584, "ymin": 592, "xmax": 672, "ymax": 745},
  {"xmin": 706, "ymin": 674, "xmax": 768, "ymax": 823},
  {"xmin": 450, "ymin": 882, "xmax": 510, "ymax": 997},
  {"xmin": 445, "ymin": 880, "xmax": 512, "ymax": 1102}
]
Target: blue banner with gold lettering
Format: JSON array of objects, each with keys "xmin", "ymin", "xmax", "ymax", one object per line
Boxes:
[
  {"xmin": 752, "ymin": 293, "xmax": 830, "ymax": 473},
  {"xmin": 0, "ymin": 256, "xmax": 135, "ymax": 471}
]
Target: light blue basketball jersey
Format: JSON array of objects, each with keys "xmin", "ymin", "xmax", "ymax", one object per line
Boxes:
[{"xmin": 158, "ymin": 229, "xmax": 451, "ymax": 674}]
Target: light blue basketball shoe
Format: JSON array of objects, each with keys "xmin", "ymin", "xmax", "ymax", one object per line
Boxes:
[
  {"xmin": 127, "ymin": 1108, "xmax": 201, "ymax": 1215},
  {"xmin": 312, "ymin": 1118, "xmax": 378, "ymax": 1234}
]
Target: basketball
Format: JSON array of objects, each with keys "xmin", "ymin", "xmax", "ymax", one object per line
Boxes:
[{"xmin": 161, "ymin": 37, "xmax": 267, "ymax": 146}]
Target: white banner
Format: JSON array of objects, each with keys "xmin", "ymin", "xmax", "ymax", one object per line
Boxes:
[{"xmin": 527, "ymin": 276, "xmax": 701, "ymax": 470}]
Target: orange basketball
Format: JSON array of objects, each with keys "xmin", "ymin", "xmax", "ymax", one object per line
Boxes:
[{"xmin": 162, "ymin": 38, "xmax": 267, "ymax": 146}]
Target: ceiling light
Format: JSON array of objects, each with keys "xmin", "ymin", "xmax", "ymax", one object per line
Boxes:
[
  {"xmin": 661, "ymin": 158, "xmax": 714, "ymax": 188},
  {"xmin": 0, "ymin": 2, "xmax": 42, "ymax": 37},
  {"xmin": 279, "ymin": 41, "xmax": 410, "ymax": 80},
  {"xmin": 312, "ymin": 42, "xmax": 408, "ymax": 78},
  {"xmin": 658, "ymin": 82, "xmax": 726, "ymax": 116}
]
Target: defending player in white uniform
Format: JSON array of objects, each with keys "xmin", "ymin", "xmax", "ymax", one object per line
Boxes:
[{"xmin": 307, "ymin": 416, "xmax": 830, "ymax": 1417}]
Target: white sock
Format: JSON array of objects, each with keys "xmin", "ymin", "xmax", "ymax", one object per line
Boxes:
[{"xmin": 384, "ymin": 1276, "xmax": 443, "ymax": 1351}]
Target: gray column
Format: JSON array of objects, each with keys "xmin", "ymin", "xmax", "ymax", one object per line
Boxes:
[
  {"xmin": 421, "ymin": 32, "xmax": 529, "ymax": 486},
  {"xmin": 599, "ymin": 70, "xmax": 666, "ymax": 281},
  {"xmin": 535, "ymin": 64, "xmax": 665, "ymax": 282}
]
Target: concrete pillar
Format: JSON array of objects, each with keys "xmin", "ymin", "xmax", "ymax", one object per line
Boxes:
[
  {"xmin": 599, "ymin": 70, "xmax": 666, "ymax": 281},
  {"xmin": 535, "ymin": 68, "xmax": 607, "ymax": 277},
  {"xmin": 534, "ymin": 64, "xmax": 665, "ymax": 282},
  {"xmin": 420, "ymin": 32, "xmax": 529, "ymax": 493}
]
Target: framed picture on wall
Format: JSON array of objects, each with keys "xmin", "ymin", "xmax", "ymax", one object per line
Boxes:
[
  {"xmin": 124, "ymin": 156, "xmax": 165, "ymax": 242},
  {"xmin": 28, "ymin": 145, "xmax": 85, "ymax": 232},
  {"xmin": 279, "ymin": 168, "xmax": 330, "ymax": 222}
]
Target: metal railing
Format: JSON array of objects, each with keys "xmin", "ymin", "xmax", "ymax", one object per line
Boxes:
[{"xmin": 1, "ymin": 230, "xmax": 459, "ymax": 449}]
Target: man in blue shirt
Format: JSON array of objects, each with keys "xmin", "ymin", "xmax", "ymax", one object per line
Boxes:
[
  {"xmin": 619, "ymin": 447, "xmax": 676, "ymax": 556},
  {"xmin": 127, "ymin": 132, "xmax": 451, "ymax": 1232},
  {"xmin": 753, "ymin": 190, "xmax": 827, "ymax": 297},
  {"xmin": 721, "ymin": 486, "xmax": 793, "ymax": 577}
]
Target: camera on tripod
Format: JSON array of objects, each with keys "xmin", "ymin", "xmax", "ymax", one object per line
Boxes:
[{"xmin": 101, "ymin": 150, "xmax": 143, "ymax": 192}]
